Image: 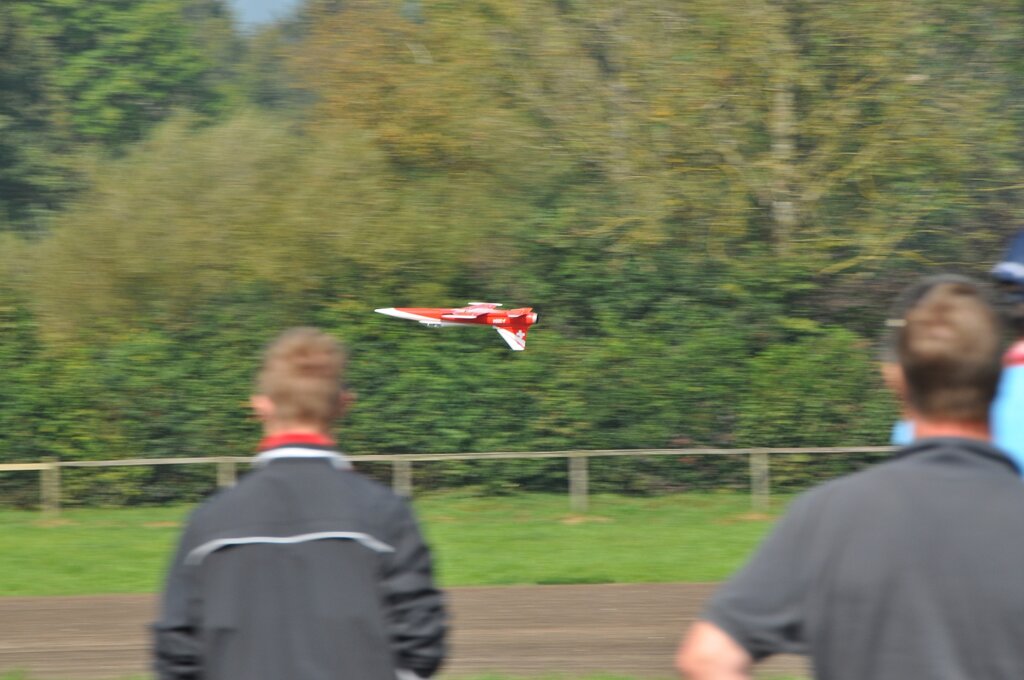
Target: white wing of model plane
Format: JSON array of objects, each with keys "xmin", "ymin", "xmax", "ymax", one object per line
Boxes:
[
  {"xmin": 374, "ymin": 308, "xmax": 462, "ymax": 326},
  {"xmin": 374, "ymin": 308, "xmax": 431, "ymax": 322},
  {"xmin": 495, "ymin": 327, "xmax": 528, "ymax": 351}
]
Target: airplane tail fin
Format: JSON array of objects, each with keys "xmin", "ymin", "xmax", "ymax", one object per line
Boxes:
[{"xmin": 495, "ymin": 325, "xmax": 529, "ymax": 351}]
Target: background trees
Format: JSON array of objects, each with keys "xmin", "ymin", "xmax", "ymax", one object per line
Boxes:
[
  {"xmin": 1, "ymin": 0, "xmax": 1022, "ymax": 502},
  {"xmin": 0, "ymin": 0, "xmax": 233, "ymax": 232}
]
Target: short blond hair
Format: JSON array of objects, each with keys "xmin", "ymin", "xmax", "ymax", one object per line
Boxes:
[{"xmin": 257, "ymin": 328, "xmax": 346, "ymax": 427}]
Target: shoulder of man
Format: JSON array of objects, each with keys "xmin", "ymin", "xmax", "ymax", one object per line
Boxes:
[
  {"xmin": 767, "ymin": 462, "xmax": 909, "ymax": 542},
  {"xmin": 172, "ymin": 465, "xmax": 417, "ymax": 562},
  {"xmin": 198, "ymin": 460, "xmax": 407, "ymax": 517}
]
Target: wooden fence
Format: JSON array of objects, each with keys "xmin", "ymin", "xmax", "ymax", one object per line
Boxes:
[{"xmin": 0, "ymin": 447, "xmax": 895, "ymax": 517}]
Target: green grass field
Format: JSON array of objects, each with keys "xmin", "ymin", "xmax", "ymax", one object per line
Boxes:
[{"xmin": 0, "ymin": 492, "xmax": 785, "ymax": 596}]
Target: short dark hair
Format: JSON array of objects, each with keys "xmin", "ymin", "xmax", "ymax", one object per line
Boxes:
[
  {"xmin": 880, "ymin": 274, "xmax": 980, "ymax": 363},
  {"xmin": 257, "ymin": 328, "xmax": 346, "ymax": 427},
  {"xmin": 897, "ymin": 279, "xmax": 1002, "ymax": 423}
]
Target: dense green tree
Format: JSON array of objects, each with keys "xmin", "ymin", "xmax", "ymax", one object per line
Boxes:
[
  {"xmin": 0, "ymin": 0, "xmax": 236, "ymax": 232},
  {"xmin": 0, "ymin": 3, "xmax": 74, "ymax": 231},
  {"xmin": 38, "ymin": 0, "xmax": 233, "ymax": 145}
]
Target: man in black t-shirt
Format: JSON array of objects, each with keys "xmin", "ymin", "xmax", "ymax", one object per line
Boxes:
[{"xmin": 676, "ymin": 278, "xmax": 1024, "ymax": 680}]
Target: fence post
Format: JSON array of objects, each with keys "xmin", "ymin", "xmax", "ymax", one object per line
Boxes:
[
  {"xmin": 217, "ymin": 460, "xmax": 237, "ymax": 488},
  {"xmin": 392, "ymin": 458, "xmax": 413, "ymax": 497},
  {"xmin": 569, "ymin": 454, "xmax": 589, "ymax": 513},
  {"xmin": 41, "ymin": 458, "xmax": 61, "ymax": 517},
  {"xmin": 750, "ymin": 450, "xmax": 770, "ymax": 512}
]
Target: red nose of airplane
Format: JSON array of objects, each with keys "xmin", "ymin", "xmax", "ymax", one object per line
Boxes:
[{"xmin": 529, "ymin": 312, "xmax": 538, "ymax": 324}]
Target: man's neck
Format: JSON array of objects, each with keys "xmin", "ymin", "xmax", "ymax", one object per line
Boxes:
[
  {"xmin": 260, "ymin": 422, "xmax": 335, "ymax": 447},
  {"xmin": 913, "ymin": 418, "xmax": 991, "ymax": 442},
  {"xmin": 263, "ymin": 423, "xmax": 326, "ymax": 438}
]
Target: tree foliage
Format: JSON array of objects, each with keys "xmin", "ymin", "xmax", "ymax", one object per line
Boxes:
[
  {"xmin": 0, "ymin": 0, "xmax": 234, "ymax": 232},
  {"xmin": 1, "ymin": 0, "xmax": 1023, "ymax": 504}
]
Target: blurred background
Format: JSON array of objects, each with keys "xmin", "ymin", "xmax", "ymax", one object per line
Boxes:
[{"xmin": 2, "ymin": 0, "xmax": 1023, "ymax": 506}]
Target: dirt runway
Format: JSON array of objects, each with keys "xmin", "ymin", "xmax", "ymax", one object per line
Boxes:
[{"xmin": 0, "ymin": 584, "xmax": 808, "ymax": 679}]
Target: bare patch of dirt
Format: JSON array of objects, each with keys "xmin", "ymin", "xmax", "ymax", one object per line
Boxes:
[
  {"xmin": 32, "ymin": 519, "xmax": 77, "ymax": 528},
  {"xmin": 0, "ymin": 585, "xmax": 808, "ymax": 679},
  {"xmin": 714, "ymin": 512, "xmax": 776, "ymax": 524}
]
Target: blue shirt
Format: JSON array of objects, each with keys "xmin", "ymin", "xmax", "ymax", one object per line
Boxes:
[
  {"xmin": 890, "ymin": 419, "xmax": 914, "ymax": 447},
  {"xmin": 993, "ymin": 345, "xmax": 1024, "ymax": 473}
]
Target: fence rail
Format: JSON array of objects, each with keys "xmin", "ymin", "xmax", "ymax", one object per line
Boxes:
[{"xmin": 0, "ymin": 446, "xmax": 897, "ymax": 516}]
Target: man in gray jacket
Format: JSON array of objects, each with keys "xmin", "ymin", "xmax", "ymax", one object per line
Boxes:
[
  {"xmin": 153, "ymin": 328, "xmax": 446, "ymax": 680},
  {"xmin": 677, "ymin": 277, "xmax": 1024, "ymax": 680}
]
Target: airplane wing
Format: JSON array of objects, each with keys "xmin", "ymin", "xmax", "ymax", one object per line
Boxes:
[{"xmin": 495, "ymin": 326, "xmax": 528, "ymax": 351}]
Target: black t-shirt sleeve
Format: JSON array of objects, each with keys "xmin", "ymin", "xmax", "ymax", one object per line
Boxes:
[{"xmin": 703, "ymin": 491, "xmax": 821, "ymax": 660}]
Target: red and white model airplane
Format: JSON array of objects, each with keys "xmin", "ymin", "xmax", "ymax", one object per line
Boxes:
[{"xmin": 375, "ymin": 302, "xmax": 538, "ymax": 351}]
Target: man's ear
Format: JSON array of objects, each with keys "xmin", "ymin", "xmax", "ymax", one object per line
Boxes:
[
  {"xmin": 251, "ymin": 394, "xmax": 275, "ymax": 422},
  {"xmin": 882, "ymin": 363, "xmax": 918, "ymax": 419},
  {"xmin": 880, "ymin": 362, "xmax": 907, "ymax": 398}
]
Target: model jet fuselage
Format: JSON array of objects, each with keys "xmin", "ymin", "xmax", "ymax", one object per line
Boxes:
[{"xmin": 374, "ymin": 303, "xmax": 538, "ymax": 350}]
